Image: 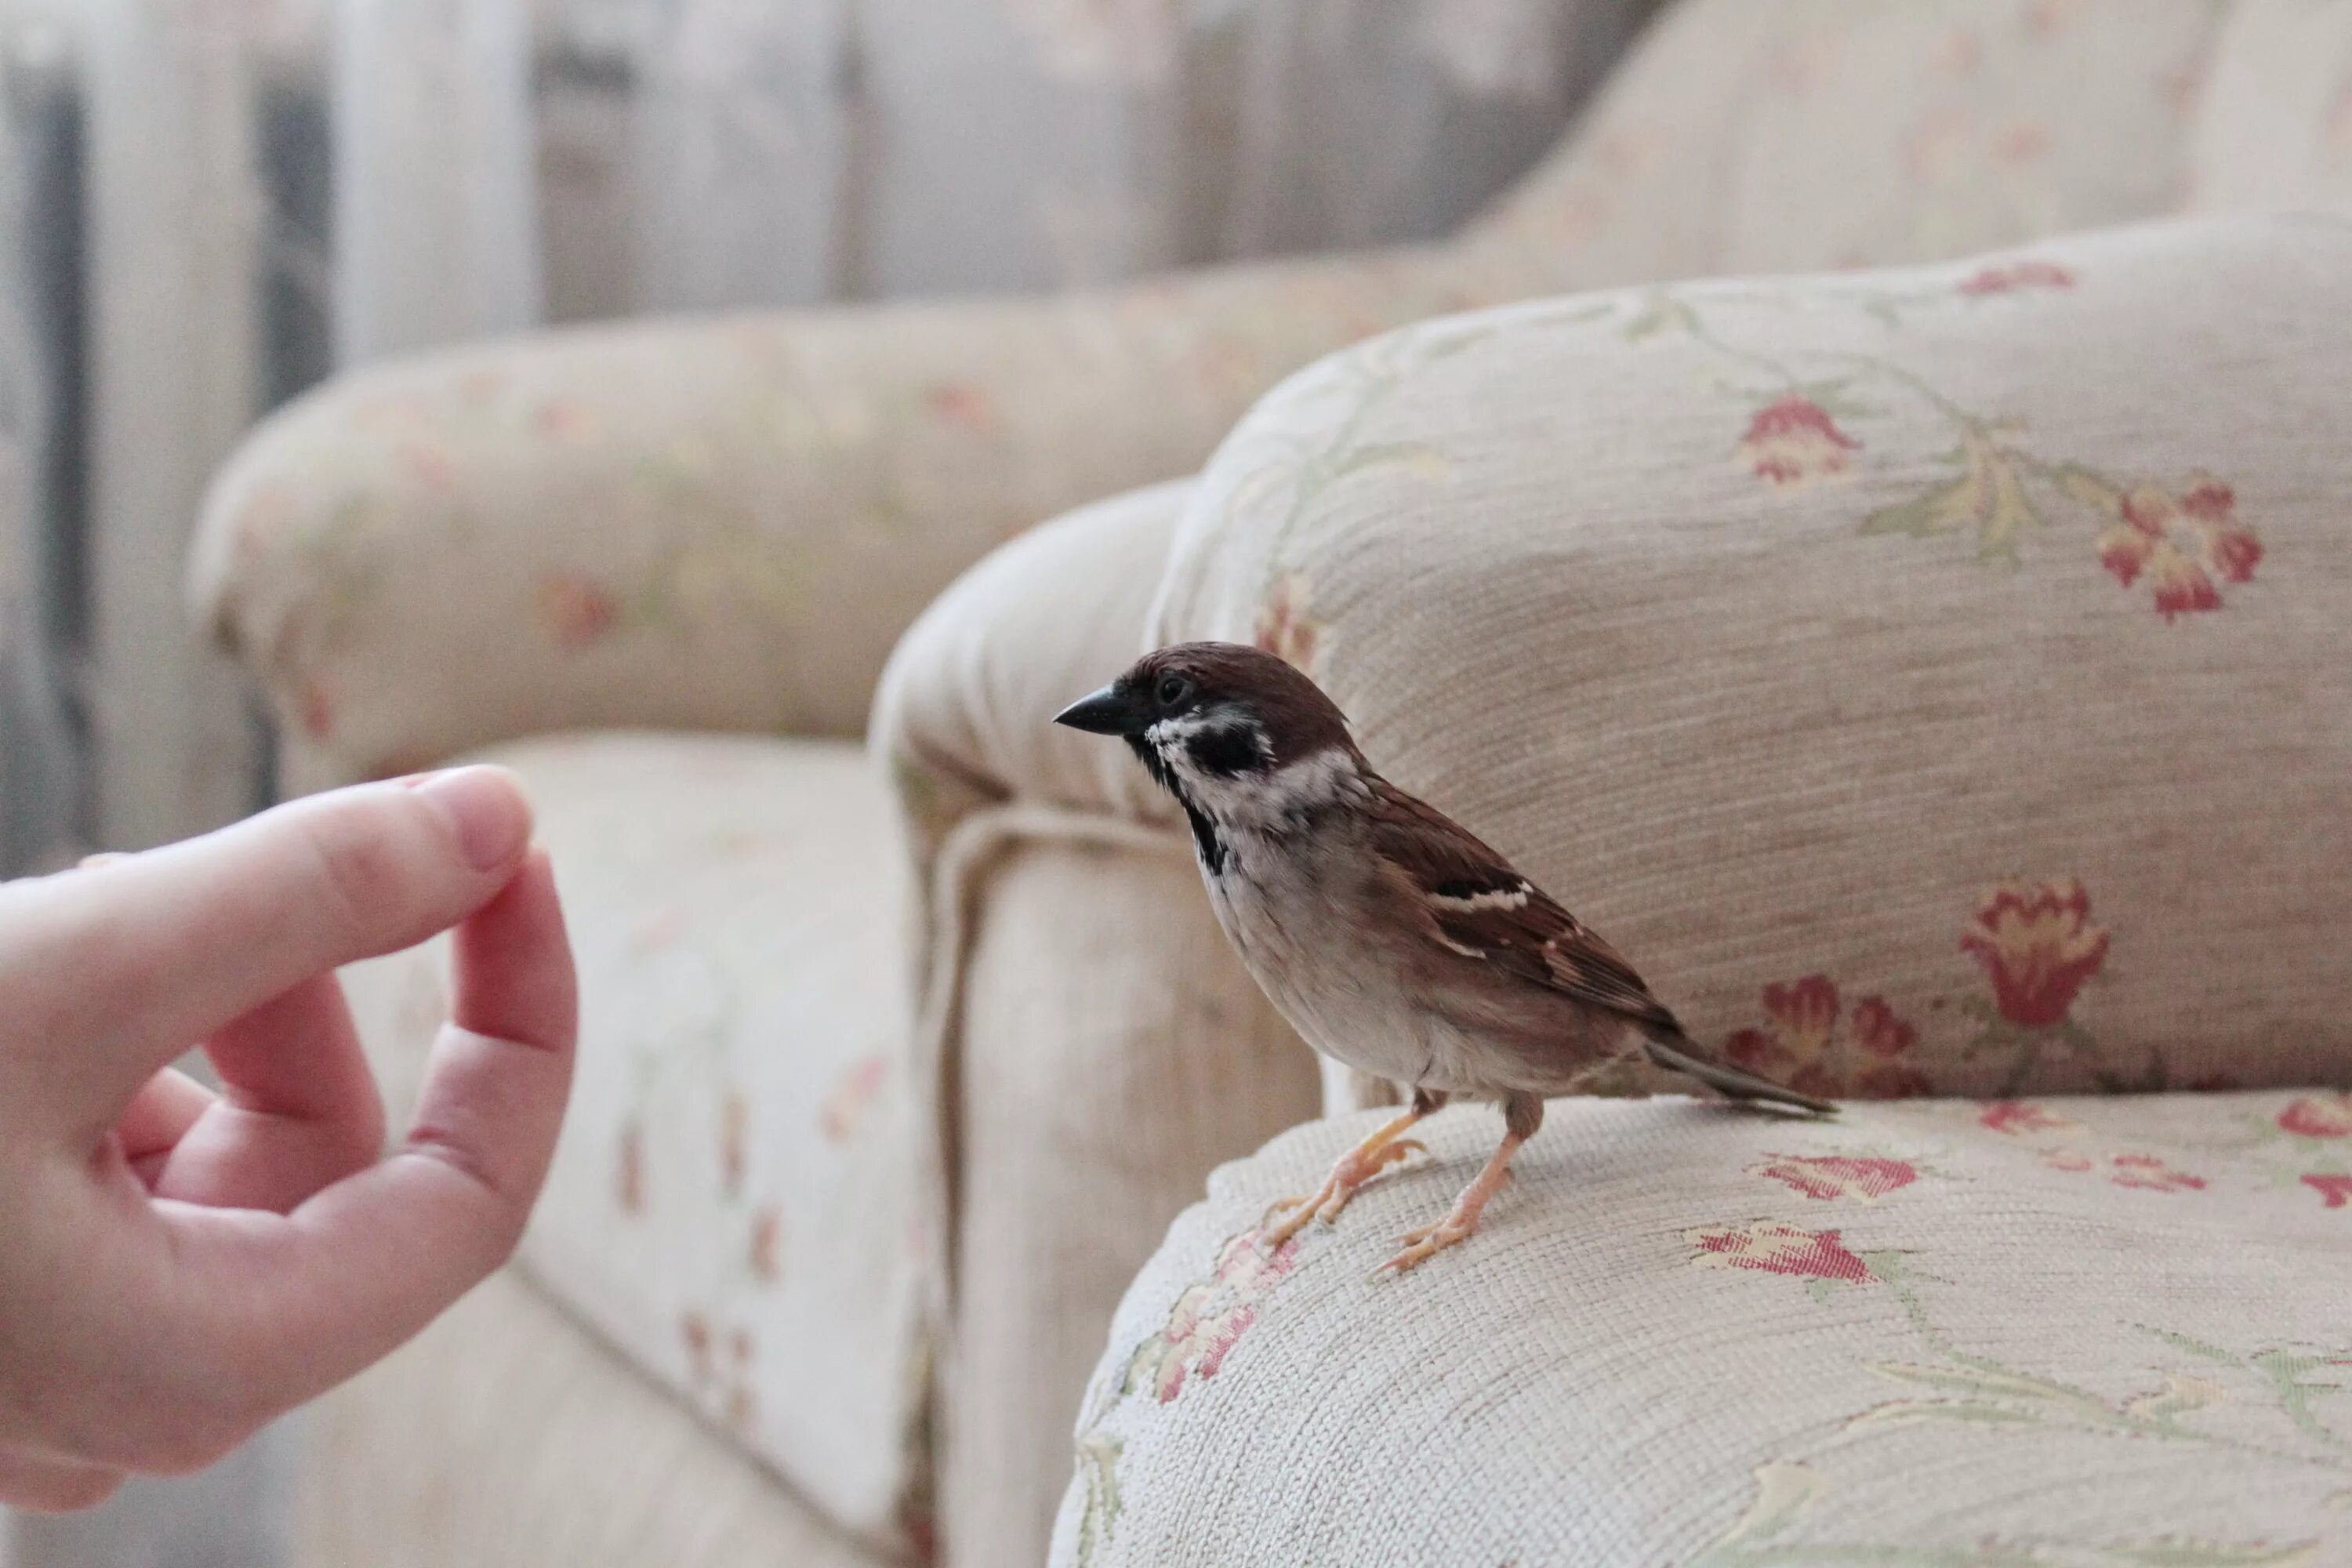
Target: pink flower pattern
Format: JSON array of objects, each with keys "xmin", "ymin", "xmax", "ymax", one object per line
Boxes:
[
  {"xmin": 1130, "ymin": 1227, "xmax": 1299, "ymax": 1404},
  {"xmin": 1961, "ymin": 880, "xmax": 2108, "ymax": 1029},
  {"xmin": 1737, "ymin": 394, "xmax": 1860, "ymax": 488},
  {"xmin": 2107, "ymin": 1154, "xmax": 2205, "ymax": 1194},
  {"xmin": 1753, "ymin": 1155, "xmax": 1918, "ymax": 1204},
  {"xmin": 2302, "ymin": 1175, "xmax": 2352, "ymax": 1210},
  {"xmin": 1980, "ymin": 1101, "xmax": 2082, "ymax": 1137},
  {"xmin": 2096, "ymin": 474, "xmax": 2263, "ymax": 620},
  {"xmin": 2278, "ymin": 1094, "xmax": 2352, "ymax": 1141},
  {"xmin": 1724, "ymin": 976, "xmax": 1929, "ymax": 1101},
  {"xmin": 1686, "ymin": 1221, "xmax": 1874, "ymax": 1283},
  {"xmin": 1956, "ymin": 259, "xmax": 2076, "ymax": 295}
]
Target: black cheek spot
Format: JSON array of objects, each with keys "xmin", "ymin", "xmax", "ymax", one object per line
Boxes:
[{"xmin": 1186, "ymin": 726, "xmax": 1264, "ymax": 779}]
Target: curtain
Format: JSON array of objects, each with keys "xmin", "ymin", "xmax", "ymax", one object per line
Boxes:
[
  {"xmin": 333, "ymin": 0, "xmax": 541, "ymax": 364},
  {"xmin": 0, "ymin": 34, "xmax": 75, "ymax": 876},
  {"xmin": 74, "ymin": 0, "xmax": 272, "ymax": 851},
  {"xmin": 0, "ymin": 0, "xmax": 1635, "ymax": 856},
  {"xmin": 619, "ymin": 0, "xmax": 1645, "ymax": 307}
]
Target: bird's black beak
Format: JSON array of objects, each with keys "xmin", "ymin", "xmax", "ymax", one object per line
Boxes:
[{"xmin": 1053, "ymin": 683, "xmax": 1146, "ymax": 736}]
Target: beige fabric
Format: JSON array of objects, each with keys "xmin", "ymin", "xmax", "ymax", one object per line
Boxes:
[
  {"xmin": 297, "ymin": 1269, "xmax": 879, "ymax": 1568},
  {"xmin": 192, "ymin": 249, "xmax": 1483, "ymax": 788},
  {"xmin": 1465, "ymin": 0, "xmax": 2222, "ymax": 288},
  {"xmin": 1054, "ymin": 1089, "xmax": 2352, "ymax": 1564},
  {"xmin": 348, "ymin": 732, "xmax": 927, "ymax": 1550},
  {"xmin": 872, "ymin": 480, "xmax": 1192, "ymax": 881},
  {"xmin": 2190, "ymin": 0, "xmax": 2352, "ymax": 216},
  {"xmin": 873, "ymin": 477, "xmax": 1321, "ymax": 1566},
  {"xmin": 942, "ymin": 840, "xmax": 1320, "ymax": 1568},
  {"xmin": 192, "ymin": 0, "xmax": 2238, "ymax": 793},
  {"xmin": 196, "ymin": 9, "xmax": 2352, "ymax": 1566},
  {"xmin": 1156, "ymin": 216, "xmax": 2352, "ymax": 1103}
]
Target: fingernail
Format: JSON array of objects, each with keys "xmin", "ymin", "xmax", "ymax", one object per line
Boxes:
[{"xmin": 414, "ymin": 766, "xmax": 533, "ymax": 872}]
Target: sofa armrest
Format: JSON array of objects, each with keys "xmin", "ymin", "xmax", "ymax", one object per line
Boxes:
[
  {"xmin": 869, "ymin": 480, "xmax": 1323, "ymax": 1566},
  {"xmin": 192, "ymin": 248, "xmax": 1484, "ymax": 786},
  {"xmin": 1155, "ymin": 213, "xmax": 2352, "ymax": 1102}
]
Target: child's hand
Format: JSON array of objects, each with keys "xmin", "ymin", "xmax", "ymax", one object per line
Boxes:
[{"xmin": 0, "ymin": 768, "xmax": 576, "ymax": 1511}]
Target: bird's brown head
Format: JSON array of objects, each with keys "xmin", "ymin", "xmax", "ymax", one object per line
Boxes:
[{"xmin": 1054, "ymin": 642, "xmax": 1361, "ymax": 848}]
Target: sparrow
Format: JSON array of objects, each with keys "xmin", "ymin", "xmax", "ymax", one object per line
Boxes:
[{"xmin": 1054, "ymin": 641, "xmax": 1833, "ymax": 1274}]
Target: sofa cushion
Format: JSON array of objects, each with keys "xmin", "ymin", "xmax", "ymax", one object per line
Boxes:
[
  {"xmin": 872, "ymin": 478, "xmax": 1191, "ymax": 880},
  {"xmin": 295, "ymin": 1270, "xmax": 880, "ymax": 1568},
  {"xmin": 1055, "ymin": 1089, "xmax": 2352, "ymax": 1565},
  {"xmin": 2189, "ymin": 0, "xmax": 2352, "ymax": 217},
  {"xmin": 1152, "ymin": 214, "xmax": 2352, "ymax": 1100},
  {"xmin": 343, "ymin": 732, "xmax": 925, "ymax": 1551},
  {"xmin": 1465, "ymin": 0, "xmax": 2223, "ymax": 292}
]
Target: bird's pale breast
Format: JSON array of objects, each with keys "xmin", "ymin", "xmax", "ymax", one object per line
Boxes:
[{"xmin": 1203, "ymin": 815, "xmax": 1595, "ymax": 1098}]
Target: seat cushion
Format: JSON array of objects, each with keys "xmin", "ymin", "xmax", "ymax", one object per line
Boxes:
[
  {"xmin": 1055, "ymin": 1089, "xmax": 2352, "ymax": 1565},
  {"xmin": 345, "ymin": 731, "xmax": 924, "ymax": 1551},
  {"xmin": 296, "ymin": 1270, "xmax": 883, "ymax": 1568}
]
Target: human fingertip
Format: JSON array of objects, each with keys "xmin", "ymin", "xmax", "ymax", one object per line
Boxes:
[{"xmin": 414, "ymin": 766, "xmax": 534, "ymax": 873}]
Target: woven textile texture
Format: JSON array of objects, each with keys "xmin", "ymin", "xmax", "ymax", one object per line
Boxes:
[
  {"xmin": 874, "ymin": 479, "xmax": 1324, "ymax": 1566},
  {"xmin": 1054, "ymin": 1089, "xmax": 2352, "ymax": 1565},
  {"xmin": 1152, "ymin": 215, "xmax": 2352, "ymax": 1105},
  {"xmin": 346, "ymin": 731, "xmax": 927, "ymax": 1551}
]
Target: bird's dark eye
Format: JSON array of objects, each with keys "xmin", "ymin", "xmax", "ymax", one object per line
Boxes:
[{"xmin": 1156, "ymin": 674, "xmax": 1195, "ymax": 709}]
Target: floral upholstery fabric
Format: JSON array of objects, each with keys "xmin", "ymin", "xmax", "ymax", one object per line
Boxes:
[
  {"xmin": 192, "ymin": 0, "xmax": 2230, "ymax": 795},
  {"xmin": 1054, "ymin": 1089, "xmax": 2352, "ymax": 1565},
  {"xmin": 191, "ymin": 5, "xmax": 2352, "ymax": 1567},
  {"xmin": 192, "ymin": 252, "xmax": 1488, "ymax": 793},
  {"xmin": 347, "ymin": 731, "xmax": 926, "ymax": 1552},
  {"xmin": 1153, "ymin": 216, "xmax": 2352, "ymax": 1105}
]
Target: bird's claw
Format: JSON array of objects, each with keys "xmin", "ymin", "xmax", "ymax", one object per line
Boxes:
[
  {"xmin": 1260, "ymin": 1136, "xmax": 1432, "ymax": 1251},
  {"xmin": 1258, "ymin": 1193, "xmax": 1319, "ymax": 1250},
  {"xmin": 1372, "ymin": 1221, "xmax": 1473, "ymax": 1278}
]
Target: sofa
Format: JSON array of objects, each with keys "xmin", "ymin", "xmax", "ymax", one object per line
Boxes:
[
  {"xmin": 1051, "ymin": 212, "xmax": 2352, "ymax": 1562},
  {"xmin": 188, "ymin": 2, "xmax": 2352, "ymax": 1565}
]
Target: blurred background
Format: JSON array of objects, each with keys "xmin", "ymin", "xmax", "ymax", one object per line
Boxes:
[
  {"xmin": 0, "ymin": 0, "xmax": 1635, "ymax": 883},
  {"xmin": 0, "ymin": 2, "xmax": 1642, "ymax": 1563}
]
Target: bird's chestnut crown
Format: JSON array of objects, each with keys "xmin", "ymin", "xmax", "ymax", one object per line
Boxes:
[{"xmin": 1053, "ymin": 641, "xmax": 1356, "ymax": 777}]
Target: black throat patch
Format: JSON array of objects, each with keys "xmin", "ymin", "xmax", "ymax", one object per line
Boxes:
[{"xmin": 1125, "ymin": 735, "xmax": 1227, "ymax": 875}]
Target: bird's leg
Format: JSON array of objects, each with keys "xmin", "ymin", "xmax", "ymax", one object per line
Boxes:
[
  {"xmin": 1260, "ymin": 1088, "xmax": 1446, "ymax": 1250},
  {"xmin": 1378, "ymin": 1093, "xmax": 1543, "ymax": 1276}
]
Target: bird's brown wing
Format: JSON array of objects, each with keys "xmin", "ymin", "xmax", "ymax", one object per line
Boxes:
[{"xmin": 1364, "ymin": 778, "xmax": 1681, "ymax": 1036}]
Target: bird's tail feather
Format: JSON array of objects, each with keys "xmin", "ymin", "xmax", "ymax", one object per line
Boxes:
[{"xmin": 1642, "ymin": 1035, "xmax": 1838, "ymax": 1116}]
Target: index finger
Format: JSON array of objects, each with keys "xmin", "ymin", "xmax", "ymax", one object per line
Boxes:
[
  {"xmin": 0, "ymin": 768, "xmax": 534, "ymax": 1126},
  {"xmin": 161, "ymin": 849, "xmax": 576, "ymax": 1421}
]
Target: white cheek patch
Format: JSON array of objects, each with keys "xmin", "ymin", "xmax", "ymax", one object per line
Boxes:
[
  {"xmin": 1142, "ymin": 713, "xmax": 1201, "ymax": 750},
  {"xmin": 1181, "ymin": 744, "xmax": 1365, "ymax": 828}
]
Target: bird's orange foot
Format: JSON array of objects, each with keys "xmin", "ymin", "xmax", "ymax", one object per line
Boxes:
[
  {"xmin": 1376, "ymin": 1212, "xmax": 1481, "ymax": 1275},
  {"xmin": 1259, "ymin": 1136, "xmax": 1427, "ymax": 1250},
  {"xmin": 1372, "ymin": 1128, "xmax": 1524, "ymax": 1277}
]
